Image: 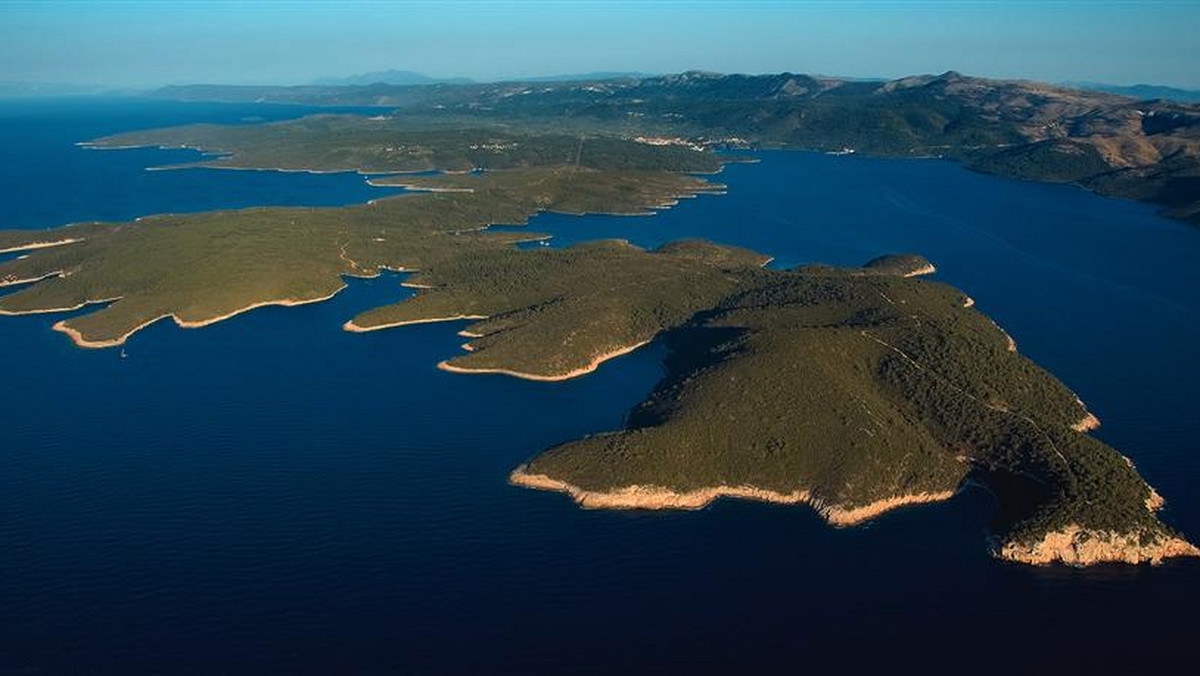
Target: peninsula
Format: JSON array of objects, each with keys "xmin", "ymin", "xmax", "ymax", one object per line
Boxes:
[
  {"xmin": 510, "ymin": 259, "xmax": 1197, "ymax": 565},
  {"xmin": 0, "ymin": 132, "xmax": 728, "ymax": 348}
]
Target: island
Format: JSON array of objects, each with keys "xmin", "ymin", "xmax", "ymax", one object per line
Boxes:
[{"xmin": 1, "ymin": 116, "xmax": 1194, "ymax": 567}]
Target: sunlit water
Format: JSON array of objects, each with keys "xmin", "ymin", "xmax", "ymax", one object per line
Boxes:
[{"xmin": 1, "ymin": 101, "xmax": 1197, "ymax": 674}]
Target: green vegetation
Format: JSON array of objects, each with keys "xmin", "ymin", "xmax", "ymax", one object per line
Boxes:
[
  {"xmin": 374, "ymin": 166, "xmax": 725, "ymax": 216},
  {"xmin": 860, "ymin": 253, "xmax": 936, "ymax": 277},
  {"xmin": 90, "ymin": 116, "xmax": 726, "ymax": 174},
  {"xmin": 350, "ymin": 239, "xmax": 769, "ymax": 379},
  {"xmin": 519, "ymin": 264, "xmax": 1192, "ymax": 561},
  {"xmin": 0, "ymin": 200, "xmax": 519, "ymax": 345},
  {"xmin": 0, "ymin": 145, "xmax": 728, "ymax": 347}
]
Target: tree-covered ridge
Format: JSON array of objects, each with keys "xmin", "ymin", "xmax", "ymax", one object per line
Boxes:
[
  {"xmin": 89, "ymin": 116, "xmax": 727, "ymax": 175},
  {"xmin": 348, "ymin": 239, "xmax": 770, "ymax": 380},
  {"xmin": 516, "ymin": 264, "xmax": 1197, "ymax": 565},
  {"xmin": 371, "ymin": 167, "xmax": 726, "ymax": 216}
]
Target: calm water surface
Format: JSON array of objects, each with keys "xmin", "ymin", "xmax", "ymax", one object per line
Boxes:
[{"xmin": 1, "ymin": 101, "xmax": 1197, "ymax": 674}]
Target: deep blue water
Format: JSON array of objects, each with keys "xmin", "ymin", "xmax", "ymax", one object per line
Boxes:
[
  {"xmin": 1, "ymin": 102, "xmax": 1198, "ymax": 674},
  {"xmin": 0, "ymin": 97, "xmax": 403, "ymax": 230}
]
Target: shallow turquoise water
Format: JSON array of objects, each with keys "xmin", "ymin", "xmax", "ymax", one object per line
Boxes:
[{"xmin": 1, "ymin": 102, "xmax": 1197, "ymax": 674}]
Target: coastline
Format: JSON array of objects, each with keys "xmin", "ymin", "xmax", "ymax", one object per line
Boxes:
[
  {"xmin": 816, "ymin": 491, "xmax": 958, "ymax": 525},
  {"xmin": 82, "ymin": 140, "xmax": 409, "ymax": 177},
  {"xmin": 53, "ymin": 317, "xmax": 167, "ymax": 349},
  {"xmin": 998, "ymin": 525, "xmax": 1199, "ymax": 566},
  {"xmin": 174, "ymin": 288, "xmax": 346, "ymax": 328},
  {"xmin": 435, "ymin": 339, "xmax": 651, "ymax": 382},
  {"xmin": 1, "ymin": 294, "xmax": 123, "ymax": 317},
  {"xmin": 0, "ymin": 270, "xmax": 65, "ymax": 289},
  {"xmin": 1071, "ymin": 412, "xmax": 1102, "ymax": 432},
  {"xmin": 903, "ymin": 263, "xmax": 938, "ymax": 277},
  {"xmin": 988, "ymin": 318, "xmax": 1018, "ymax": 352},
  {"xmin": 51, "ymin": 288, "xmax": 346, "ymax": 349},
  {"xmin": 366, "ymin": 178, "xmax": 474, "ymax": 192},
  {"xmin": 0, "ymin": 238, "xmax": 82, "ymax": 255},
  {"xmin": 343, "ymin": 313, "xmax": 489, "ymax": 333},
  {"xmin": 509, "ymin": 467, "xmax": 956, "ymax": 526},
  {"xmin": 1071, "ymin": 395, "xmax": 1101, "ymax": 432}
]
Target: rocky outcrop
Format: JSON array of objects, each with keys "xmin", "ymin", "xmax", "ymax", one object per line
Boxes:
[
  {"xmin": 510, "ymin": 468, "xmax": 955, "ymax": 526},
  {"xmin": 998, "ymin": 526, "xmax": 1199, "ymax": 566}
]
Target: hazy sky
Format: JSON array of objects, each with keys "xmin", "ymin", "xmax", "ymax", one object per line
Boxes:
[{"xmin": 3, "ymin": 0, "xmax": 1199, "ymax": 88}]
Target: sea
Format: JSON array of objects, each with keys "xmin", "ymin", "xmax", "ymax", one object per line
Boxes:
[{"xmin": 1, "ymin": 98, "xmax": 1198, "ymax": 674}]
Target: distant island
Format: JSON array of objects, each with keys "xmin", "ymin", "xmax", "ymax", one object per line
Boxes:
[
  {"xmin": 142, "ymin": 70, "xmax": 1200, "ymax": 227},
  {"xmin": 1, "ymin": 96, "xmax": 1195, "ymax": 566}
]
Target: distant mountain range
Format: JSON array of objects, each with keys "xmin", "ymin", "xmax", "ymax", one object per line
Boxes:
[
  {"xmin": 311, "ymin": 70, "xmax": 656, "ymax": 86},
  {"xmin": 312, "ymin": 70, "xmax": 476, "ymax": 86},
  {"xmin": 1066, "ymin": 81, "xmax": 1200, "ymax": 103},
  {"xmin": 0, "ymin": 81, "xmax": 127, "ymax": 98},
  {"xmin": 513, "ymin": 71, "xmax": 657, "ymax": 82},
  {"xmin": 311, "ymin": 71, "xmax": 1200, "ymax": 102}
]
